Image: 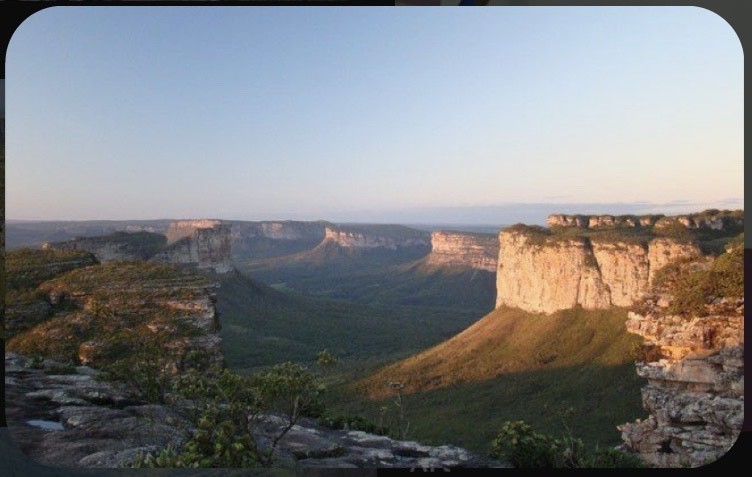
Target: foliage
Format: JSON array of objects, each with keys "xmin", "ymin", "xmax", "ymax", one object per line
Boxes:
[
  {"xmin": 318, "ymin": 412, "xmax": 388, "ymax": 435},
  {"xmin": 490, "ymin": 420, "xmax": 643, "ymax": 468},
  {"xmin": 133, "ymin": 414, "xmax": 258, "ymax": 468},
  {"xmin": 654, "ymin": 243, "xmax": 743, "ymax": 317},
  {"xmin": 316, "ymin": 349, "xmax": 338, "ymax": 369},
  {"xmin": 250, "ymin": 362, "xmax": 324, "ymax": 466}
]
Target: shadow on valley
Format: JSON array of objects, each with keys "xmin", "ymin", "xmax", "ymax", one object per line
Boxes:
[
  {"xmin": 214, "ymin": 269, "xmax": 484, "ymax": 373},
  {"xmin": 325, "ymin": 362, "xmax": 646, "ymax": 455}
]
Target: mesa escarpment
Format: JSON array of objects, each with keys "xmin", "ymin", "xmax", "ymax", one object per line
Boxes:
[
  {"xmin": 619, "ymin": 243, "xmax": 744, "ymax": 467},
  {"xmin": 152, "ymin": 220, "xmax": 233, "ymax": 273},
  {"xmin": 496, "ymin": 210, "xmax": 741, "ymax": 314},
  {"xmin": 43, "ymin": 220, "xmax": 234, "ymax": 274},
  {"xmin": 546, "ymin": 210, "xmax": 743, "ymax": 232},
  {"xmin": 323, "ymin": 225, "xmax": 431, "ymax": 250},
  {"xmin": 43, "ymin": 231, "xmax": 167, "ymax": 263},
  {"xmin": 424, "ymin": 231, "xmax": 498, "ymax": 272}
]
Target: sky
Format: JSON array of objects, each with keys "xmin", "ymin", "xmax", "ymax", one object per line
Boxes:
[{"xmin": 5, "ymin": 6, "xmax": 744, "ymax": 224}]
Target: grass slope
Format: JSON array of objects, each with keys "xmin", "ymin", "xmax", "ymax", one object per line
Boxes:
[
  {"xmin": 325, "ymin": 306, "xmax": 645, "ymax": 453},
  {"xmin": 215, "ymin": 270, "xmax": 483, "ymax": 373}
]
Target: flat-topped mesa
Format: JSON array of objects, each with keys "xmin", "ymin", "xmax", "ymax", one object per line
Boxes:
[
  {"xmin": 164, "ymin": 219, "xmax": 225, "ymax": 244},
  {"xmin": 152, "ymin": 220, "xmax": 233, "ymax": 274},
  {"xmin": 323, "ymin": 225, "xmax": 431, "ymax": 250},
  {"xmin": 425, "ymin": 231, "xmax": 499, "ymax": 272},
  {"xmin": 547, "ymin": 209, "xmax": 743, "ymax": 232},
  {"xmin": 42, "ymin": 231, "xmax": 167, "ymax": 263},
  {"xmin": 654, "ymin": 209, "xmax": 744, "ymax": 231},
  {"xmin": 496, "ymin": 225, "xmax": 701, "ymax": 314},
  {"xmin": 234, "ymin": 220, "xmax": 329, "ymax": 240},
  {"xmin": 546, "ymin": 214, "xmax": 661, "ymax": 229}
]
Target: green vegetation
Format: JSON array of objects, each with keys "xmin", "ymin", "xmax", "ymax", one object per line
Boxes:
[
  {"xmin": 215, "ymin": 270, "xmax": 483, "ymax": 372},
  {"xmin": 5, "ymin": 248, "xmax": 98, "ymax": 290},
  {"xmin": 652, "ymin": 236, "xmax": 744, "ymax": 317},
  {"xmin": 490, "ymin": 420, "xmax": 643, "ymax": 468},
  {"xmin": 134, "ymin": 362, "xmax": 324, "ymax": 468},
  {"xmin": 242, "ymin": 249, "xmax": 496, "ymax": 315},
  {"xmin": 329, "ymin": 306, "xmax": 646, "ymax": 453},
  {"xmin": 505, "ymin": 209, "xmax": 743, "ymax": 254}
]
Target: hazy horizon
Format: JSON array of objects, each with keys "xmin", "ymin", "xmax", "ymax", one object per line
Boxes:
[{"xmin": 6, "ymin": 7, "xmax": 743, "ymax": 223}]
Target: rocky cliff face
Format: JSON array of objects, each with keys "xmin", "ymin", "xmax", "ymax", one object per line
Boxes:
[
  {"xmin": 152, "ymin": 221, "xmax": 233, "ymax": 273},
  {"xmin": 546, "ymin": 210, "xmax": 742, "ymax": 232},
  {"xmin": 496, "ymin": 229, "xmax": 701, "ymax": 314},
  {"xmin": 231, "ymin": 220, "xmax": 329, "ymax": 241},
  {"xmin": 618, "ymin": 286, "xmax": 744, "ymax": 466},
  {"xmin": 323, "ymin": 226, "xmax": 430, "ymax": 250},
  {"xmin": 425, "ymin": 231, "xmax": 499, "ymax": 272},
  {"xmin": 43, "ymin": 232, "xmax": 167, "ymax": 263}
]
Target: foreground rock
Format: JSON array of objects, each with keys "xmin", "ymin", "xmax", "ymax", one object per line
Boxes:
[
  {"xmin": 253, "ymin": 414, "xmax": 509, "ymax": 469},
  {"xmin": 5, "ymin": 353, "xmax": 192, "ymax": 468},
  {"xmin": 6, "ymin": 353, "xmax": 507, "ymax": 469},
  {"xmin": 618, "ymin": 299, "xmax": 744, "ymax": 466}
]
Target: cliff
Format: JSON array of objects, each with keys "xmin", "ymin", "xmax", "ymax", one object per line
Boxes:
[
  {"xmin": 618, "ymin": 246, "xmax": 744, "ymax": 467},
  {"xmin": 546, "ymin": 210, "xmax": 743, "ymax": 233},
  {"xmin": 323, "ymin": 225, "xmax": 430, "ymax": 250},
  {"xmin": 424, "ymin": 231, "xmax": 499, "ymax": 272},
  {"xmin": 229, "ymin": 220, "xmax": 329, "ymax": 260},
  {"xmin": 151, "ymin": 220, "xmax": 233, "ymax": 273},
  {"xmin": 5, "ymin": 257, "xmax": 223, "ymax": 373},
  {"xmin": 43, "ymin": 231, "xmax": 166, "ymax": 263},
  {"xmin": 496, "ymin": 227, "xmax": 701, "ymax": 314}
]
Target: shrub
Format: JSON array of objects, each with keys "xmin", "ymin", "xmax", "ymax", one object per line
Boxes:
[
  {"xmin": 490, "ymin": 420, "xmax": 644, "ymax": 468},
  {"xmin": 133, "ymin": 414, "xmax": 258, "ymax": 468},
  {"xmin": 490, "ymin": 420, "xmax": 562, "ymax": 468}
]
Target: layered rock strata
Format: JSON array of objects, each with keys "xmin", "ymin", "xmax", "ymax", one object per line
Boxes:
[
  {"xmin": 424, "ymin": 231, "xmax": 499, "ymax": 272},
  {"xmin": 323, "ymin": 226, "xmax": 430, "ymax": 250},
  {"xmin": 496, "ymin": 230, "xmax": 701, "ymax": 314},
  {"xmin": 546, "ymin": 210, "xmax": 742, "ymax": 232},
  {"xmin": 152, "ymin": 220, "xmax": 233, "ymax": 273},
  {"xmin": 618, "ymin": 306, "xmax": 744, "ymax": 466}
]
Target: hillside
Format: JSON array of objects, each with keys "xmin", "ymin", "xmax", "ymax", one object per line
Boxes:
[
  {"xmin": 332, "ymin": 306, "xmax": 646, "ymax": 453},
  {"xmin": 214, "ymin": 269, "xmax": 483, "ymax": 372}
]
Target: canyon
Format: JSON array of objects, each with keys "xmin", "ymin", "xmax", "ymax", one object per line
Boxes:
[{"xmin": 424, "ymin": 231, "xmax": 498, "ymax": 272}]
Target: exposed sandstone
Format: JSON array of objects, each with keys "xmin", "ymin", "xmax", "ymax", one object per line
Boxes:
[
  {"xmin": 323, "ymin": 226, "xmax": 430, "ymax": 250},
  {"xmin": 152, "ymin": 221, "xmax": 233, "ymax": 273},
  {"xmin": 618, "ymin": 311, "xmax": 743, "ymax": 467},
  {"xmin": 424, "ymin": 231, "xmax": 499, "ymax": 272},
  {"xmin": 496, "ymin": 230, "xmax": 701, "ymax": 314}
]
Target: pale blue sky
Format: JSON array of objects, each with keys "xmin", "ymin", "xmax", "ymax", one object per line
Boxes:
[{"xmin": 5, "ymin": 6, "xmax": 743, "ymax": 223}]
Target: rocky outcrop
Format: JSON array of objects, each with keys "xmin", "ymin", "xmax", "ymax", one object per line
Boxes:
[
  {"xmin": 323, "ymin": 226, "xmax": 430, "ymax": 250},
  {"xmin": 152, "ymin": 220, "xmax": 233, "ymax": 273},
  {"xmin": 43, "ymin": 232, "xmax": 167, "ymax": 263},
  {"xmin": 547, "ymin": 210, "xmax": 743, "ymax": 233},
  {"xmin": 5, "ymin": 353, "xmax": 192, "ymax": 468},
  {"xmin": 253, "ymin": 414, "xmax": 508, "ymax": 469},
  {"xmin": 6, "ymin": 353, "xmax": 508, "ymax": 469},
  {"xmin": 6, "ymin": 261, "xmax": 223, "ymax": 373},
  {"xmin": 618, "ymin": 309, "xmax": 743, "ymax": 466},
  {"xmin": 424, "ymin": 231, "xmax": 498, "ymax": 272},
  {"xmin": 496, "ymin": 229, "xmax": 701, "ymax": 314}
]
